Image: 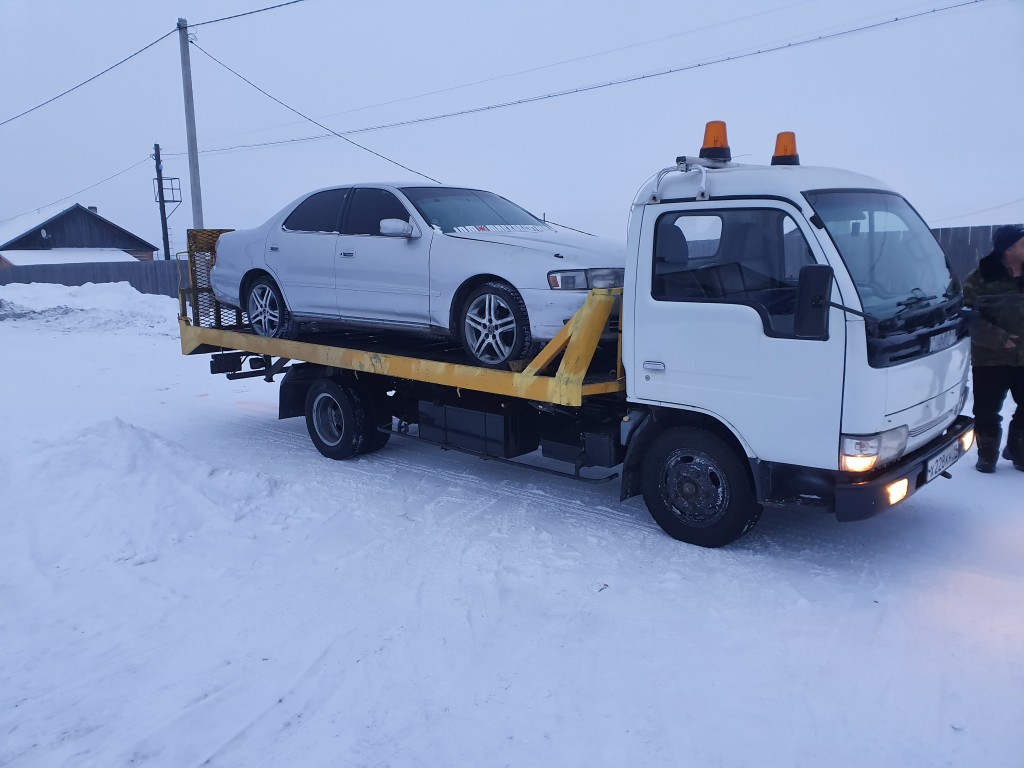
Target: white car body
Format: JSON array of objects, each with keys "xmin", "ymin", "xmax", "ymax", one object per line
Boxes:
[{"xmin": 210, "ymin": 183, "xmax": 623, "ymax": 344}]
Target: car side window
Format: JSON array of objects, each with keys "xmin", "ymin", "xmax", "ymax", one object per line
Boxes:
[
  {"xmin": 343, "ymin": 189, "xmax": 411, "ymax": 236},
  {"xmin": 652, "ymin": 208, "xmax": 817, "ymax": 337},
  {"xmin": 282, "ymin": 189, "xmax": 348, "ymax": 232}
]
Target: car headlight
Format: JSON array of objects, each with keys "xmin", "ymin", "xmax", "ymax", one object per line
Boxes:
[
  {"xmin": 587, "ymin": 268, "xmax": 625, "ymax": 289},
  {"xmin": 548, "ymin": 268, "xmax": 624, "ymax": 290},
  {"xmin": 839, "ymin": 426, "xmax": 908, "ymax": 473}
]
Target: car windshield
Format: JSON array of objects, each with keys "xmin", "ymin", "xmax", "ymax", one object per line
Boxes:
[
  {"xmin": 805, "ymin": 190, "xmax": 957, "ymax": 320},
  {"xmin": 401, "ymin": 187, "xmax": 551, "ymax": 234}
]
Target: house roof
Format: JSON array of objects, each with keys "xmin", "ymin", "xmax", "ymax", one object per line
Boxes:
[
  {"xmin": 0, "ymin": 204, "xmax": 158, "ymax": 251},
  {"xmin": 0, "ymin": 248, "xmax": 140, "ymax": 266},
  {"xmin": 0, "ymin": 206, "xmax": 63, "ymax": 249}
]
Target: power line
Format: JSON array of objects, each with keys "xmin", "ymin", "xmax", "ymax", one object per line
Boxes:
[
  {"xmin": 200, "ymin": 0, "xmax": 827, "ymax": 144},
  {"xmin": 190, "ymin": 0, "xmax": 312, "ymax": 27},
  {"xmin": 0, "ymin": 156, "xmax": 152, "ymax": 224},
  {"xmin": 0, "ymin": 0, "xmax": 314, "ymax": 128},
  {"xmin": 0, "ymin": 31, "xmax": 175, "ymax": 128},
  {"xmin": 188, "ymin": 40, "xmax": 443, "ymax": 183},
  {"xmin": 931, "ymin": 197, "xmax": 1024, "ymax": 224},
  {"xmin": 174, "ymin": 0, "xmax": 991, "ymax": 158}
]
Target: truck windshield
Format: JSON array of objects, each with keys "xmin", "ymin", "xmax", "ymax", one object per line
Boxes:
[
  {"xmin": 804, "ymin": 190, "xmax": 957, "ymax": 321},
  {"xmin": 401, "ymin": 187, "xmax": 550, "ymax": 234}
]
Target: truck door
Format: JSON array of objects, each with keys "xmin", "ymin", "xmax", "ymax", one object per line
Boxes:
[{"xmin": 630, "ymin": 201, "xmax": 846, "ymax": 469}]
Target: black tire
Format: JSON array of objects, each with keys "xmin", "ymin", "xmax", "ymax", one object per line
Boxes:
[
  {"xmin": 459, "ymin": 281, "xmax": 532, "ymax": 368},
  {"xmin": 361, "ymin": 416, "xmax": 392, "ymax": 454},
  {"xmin": 245, "ymin": 276, "xmax": 297, "ymax": 339},
  {"xmin": 640, "ymin": 426, "xmax": 761, "ymax": 547},
  {"xmin": 304, "ymin": 379, "xmax": 370, "ymax": 460}
]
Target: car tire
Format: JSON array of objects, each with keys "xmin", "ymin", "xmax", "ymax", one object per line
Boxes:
[
  {"xmin": 459, "ymin": 281, "xmax": 532, "ymax": 368},
  {"xmin": 640, "ymin": 426, "xmax": 761, "ymax": 547},
  {"xmin": 246, "ymin": 276, "xmax": 297, "ymax": 339}
]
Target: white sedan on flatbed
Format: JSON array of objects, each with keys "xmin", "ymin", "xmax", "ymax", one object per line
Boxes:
[{"xmin": 210, "ymin": 183, "xmax": 624, "ymax": 367}]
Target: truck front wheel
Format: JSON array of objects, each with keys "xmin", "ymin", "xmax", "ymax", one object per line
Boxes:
[{"xmin": 640, "ymin": 426, "xmax": 761, "ymax": 547}]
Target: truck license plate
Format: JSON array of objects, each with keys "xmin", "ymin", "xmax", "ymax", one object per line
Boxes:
[
  {"xmin": 926, "ymin": 441, "xmax": 960, "ymax": 482},
  {"xmin": 929, "ymin": 330, "xmax": 956, "ymax": 353}
]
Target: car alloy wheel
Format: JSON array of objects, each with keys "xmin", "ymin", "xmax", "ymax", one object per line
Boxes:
[
  {"xmin": 247, "ymin": 283, "xmax": 282, "ymax": 337},
  {"xmin": 463, "ymin": 292, "xmax": 520, "ymax": 365}
]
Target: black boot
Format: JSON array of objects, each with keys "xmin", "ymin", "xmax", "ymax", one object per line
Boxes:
[
  {"xmin": 976, "ymin": 427, "xmax": 1002, "ymax": 473},
  {"xmin": 1002, "ymin": 423, "xmax": 1024, "ymax": 471}
]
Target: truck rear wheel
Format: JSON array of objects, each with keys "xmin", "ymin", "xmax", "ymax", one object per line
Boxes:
[
  {"xmin": 304, "ymin": 379, "xmax": 371, "ymax": 460},
  {"xmin": 640, "ymin": 426, "xmax": 761, "ymax": 547}
]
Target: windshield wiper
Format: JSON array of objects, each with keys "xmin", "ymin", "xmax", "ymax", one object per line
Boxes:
[{"xmin": 895, "ymin": 288, "xmax": 937, "ymax": 312}]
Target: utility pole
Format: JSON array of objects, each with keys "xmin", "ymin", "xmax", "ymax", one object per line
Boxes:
[
  {"xmin": 153, "ymin": 144, "xmax": 172, "ymax": 261},
  {"xmin": 177, "ymin": 17, "xmax": 204, "ymax": 229}
]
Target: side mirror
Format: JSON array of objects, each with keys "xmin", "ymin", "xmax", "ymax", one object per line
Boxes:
[
  {"xmin": 794, "ymin": 264, "xmax": 833, "ymax": 339},
  {"xmin": 379, "ymin": 218, "xmax": 417, "ymax": 238}
]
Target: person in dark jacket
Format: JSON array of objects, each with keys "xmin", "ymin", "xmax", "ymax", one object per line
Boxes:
[{"xmin": 962, "ymin": 223, "xmax": 1024, "ymax": 472}]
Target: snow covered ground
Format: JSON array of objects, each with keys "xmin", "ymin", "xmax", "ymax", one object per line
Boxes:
[{"xmin": 2, "ymin": 282, "xmax": 1023, "ymax": 768}]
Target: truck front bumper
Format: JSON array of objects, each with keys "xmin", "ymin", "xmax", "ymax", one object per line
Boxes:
[{"xmin": 834, "ymin": 415, "xmax": 975, "ymax": 522}]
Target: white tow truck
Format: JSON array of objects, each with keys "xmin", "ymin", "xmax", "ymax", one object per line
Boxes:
[{"xmin": 179, "ymin": 121, "xmax": 975, "ymax": 547}]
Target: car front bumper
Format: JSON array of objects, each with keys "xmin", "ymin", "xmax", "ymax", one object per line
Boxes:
[{"xmin": 520, "ymin": 287, "xmax": 621, "ymax": 340}]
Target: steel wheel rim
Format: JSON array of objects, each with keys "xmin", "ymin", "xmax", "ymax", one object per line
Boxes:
[
  {"xmin": 464, "ymin": 292, "xmax": 517, "ymax": 364},
  {"xmin": 312, "ymin": 392, "xmax": 344, "ymax": 446},
  {"xmin": 658, "ymin": 448, "xmax": 730, "ymax": 527},
  {"xmin": 247, "ymin": 284, "xmax": 281, "ymax": 336}
]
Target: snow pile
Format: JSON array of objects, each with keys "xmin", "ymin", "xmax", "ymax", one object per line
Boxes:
[
  {"xmin": 8, "ymin": 418, "xmax": 319, "ymax": 569},
  {"xmin": 0, "ymin": 280, "xmax": 179, "ymax": 335}
]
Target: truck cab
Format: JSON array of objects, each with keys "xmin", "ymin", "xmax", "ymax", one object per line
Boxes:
[{"xmin": 622, "ymin": 124, "xmax": 974, "ymax": 537}]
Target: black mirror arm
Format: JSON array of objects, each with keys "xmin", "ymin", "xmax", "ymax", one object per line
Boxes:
[{"xmin": 828, "ymin": 301, "xmax": 874, "ymax": 321}]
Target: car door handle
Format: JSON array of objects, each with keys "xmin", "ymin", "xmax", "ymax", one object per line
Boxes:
[
  {"xmin": 643, "ymin": 361, "xmax": 666, "ymax": 371},
  {"xmin": 339, "ymin": 251, "xmax": 355, "ymax": 258},
  {"xmin": 268, "ymin": 245, "xmax": 279, "ymax": 252}
]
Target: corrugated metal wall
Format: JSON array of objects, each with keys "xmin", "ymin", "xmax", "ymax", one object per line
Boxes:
[{"xmin": 0, "ymin": 260, "xmax": 188, "ymax": 298}]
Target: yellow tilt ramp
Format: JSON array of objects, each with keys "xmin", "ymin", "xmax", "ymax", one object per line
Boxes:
[{"xmin": 180, "ymin": 288, "xmax": 625, "ymax": 408}]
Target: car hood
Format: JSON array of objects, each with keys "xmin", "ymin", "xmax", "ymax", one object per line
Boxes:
[{"xmin": 442, "ymin": 228, "xmax": 624, "ymax": 267}]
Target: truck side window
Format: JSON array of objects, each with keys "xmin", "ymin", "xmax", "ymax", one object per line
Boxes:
[
  {"xmin": 344, "ymin": 189, "xmax": 411, "ymax": 236},
  {"xmin": 652, "ymin": 209, "xmax": 817, "ymax": 337}
]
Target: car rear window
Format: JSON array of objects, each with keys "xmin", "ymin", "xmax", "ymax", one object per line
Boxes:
[{"xmin": 283, "ymin": 189, "xmax": 349, "ymax": 232}]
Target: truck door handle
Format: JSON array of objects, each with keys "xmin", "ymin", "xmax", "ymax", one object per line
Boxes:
[
  {"xmin": 268, "ymin": 245, "xmax": 279, "ymax": 252},
  {"xmin": 339, "ymin": 251, "xmax": 355, "ymax": 258},
  {"xmin": 643, "ymin": 361, "xmax": 666, "ymax": 371}
]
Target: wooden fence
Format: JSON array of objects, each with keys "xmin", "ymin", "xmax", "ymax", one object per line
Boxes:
[
  {"xmin": 0, "ymin": 259, "xmax": 188, "ymax": 298},
  {"xmin": 931, "ymin": 225, "xmax": 1012, "ymax": 280}
]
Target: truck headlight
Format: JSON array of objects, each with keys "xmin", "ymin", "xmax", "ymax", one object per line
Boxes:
[
  {"xmin": 548, "ymin": 268, "xmax": 625, "ymax": 290},
  {"xmin": 840, "ymin": 426, "xmax": 908, "ymax": 473}
]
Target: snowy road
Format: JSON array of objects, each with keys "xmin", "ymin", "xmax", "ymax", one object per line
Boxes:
[{"xmin": 2, "ymin": 283, "xmax": 1023, "ymax": 767}]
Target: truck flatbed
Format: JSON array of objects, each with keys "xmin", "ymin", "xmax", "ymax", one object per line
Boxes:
[{"xmin": 178, "ymin": 230, "xmax": 625, "ymax": 407}]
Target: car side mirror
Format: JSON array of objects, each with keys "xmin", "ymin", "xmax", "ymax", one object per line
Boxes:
[
  {"xmin": 379, "ymin": 218, "xmax": 418, "ymax": 238},
  {"xmin": 794, "ymin": 263, "xmax": 833, "ymax": 339}
]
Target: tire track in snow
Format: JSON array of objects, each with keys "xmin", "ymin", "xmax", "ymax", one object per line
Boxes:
[{"xmin": 239, "ymin": 419, "xmax": 659, "ymax": 540}]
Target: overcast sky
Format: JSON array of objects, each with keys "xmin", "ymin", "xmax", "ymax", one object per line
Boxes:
[{"xmin": 1, "ymin": 0, "xmax": 1020, "ymax": 255}]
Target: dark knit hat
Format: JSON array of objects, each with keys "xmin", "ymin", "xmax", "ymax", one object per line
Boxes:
[{"xmin": 993, "ymin": 224, "xmax": 1024, "ymax": 255}]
